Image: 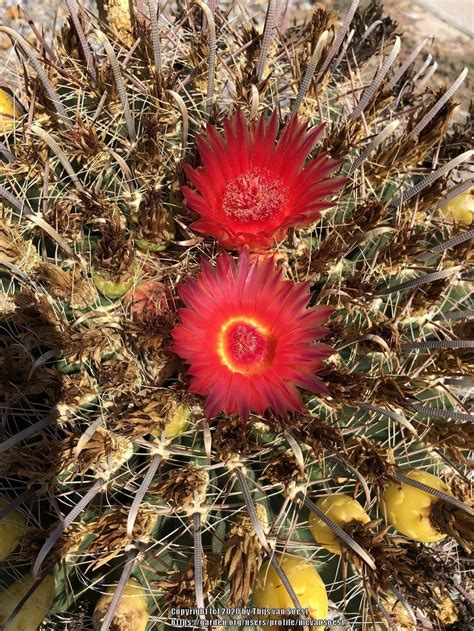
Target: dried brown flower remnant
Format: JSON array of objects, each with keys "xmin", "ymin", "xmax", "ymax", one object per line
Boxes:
[
  {"xmin": 123, "ymin": 314, "xmax": 177, "ymax": 384},
  {"xmin": 0, "ymin": 221, "xmax": 37, "ymax": 269},
  {"xmin": 223, "ymin": 505, "xmax": 266, "ymax": 607},
  {"xmin": 0, "ymin": 438, "xmax": 66, "ymax": 487},
  {"xmin": 346, "ymin": 437, "xmax": 397, "ymax": 490},
  {"xmin": 33, "ymin": 261, "xmax": 97, "ymax": 308},
  {"xmin": 288, "ymin": 412, "xmax": 344, "ymax": 459},
  {"xmin": 19, "ymin": 524, "xmax": 82, "ymax": 570},
  {"xmin": 421, "ymin": 419, "xmax": 474, "ymax": 466},
  {"xmin": 264, "ymin": 449, "xmax": 304, "ymax": 489},
  {"xmin": 157, "ymin": 463, "xmax": 208, "ymax": 513},
  {"xmin": 373, "ymin": 89, "xmax": 457, "ymax": 176},
  {"xmin": 82, "ymin": 505, "xmax": 157, "ymax": 569},
  {"xmin": 344, "ymin": 0, "xmax": 398, "ymax": 71},
  {"xmin": 431, "ymin": 499, "xmax": 474, "ymax": 554},
  {"xmin": 212, "ymin": 417, "xmax": 254, "ymax": 463},
  {"xmin": 94, "ymin": 224, "xmax": 135, "ymax": 283},
  {"xmin": 63, "ymin": 325, "xmax": 122, "ymax": 366},
  {"xmin": 132, "ymin": 187, "xmax": 175, "ymax": 251},
  {"xmin": 157, "ymin": 556, "xmax": 221, "ymax": 611},
  {"xmin": 347, "ymin": 520, "xmax": 449, "ymax": 615},
  {"xmin": 112, "ymin": 389, "xmax": 190, "ymax": 439},
  {"xmin": 68, "ymin": 426, "xmax": 133, "ymax": 481}
]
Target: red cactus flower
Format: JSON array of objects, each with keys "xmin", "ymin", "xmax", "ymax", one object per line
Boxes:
[
  {"xmin": 183, "ymin": 110, "xmax": 345, "ymax": 250},
  {"xmin": 172, "ymin": 249, "xmax": 334, "ymax": 420}
]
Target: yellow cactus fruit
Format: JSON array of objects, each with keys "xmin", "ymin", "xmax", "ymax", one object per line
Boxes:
[
  {"xmin": 441, "ymin": 188, "xmax": 474, "ymax": 225},
  {"xmin": 164, "ymin": 401, "xmax": 191, "ymax": 439},
  {"xmin": 308, "ymin": 494, "xmax": 370, "ymax": 554},
  {"xmin": 434, "ymin": 589, "xmax": 458, "ymax": 626},
  {"xmin": 92, "ymin": 578, "xmax": 149, "ymax": 631},
  {"xmin": 0, "ymin": 497, "xmax": 26, "ymax": 561},
  {"xmin": 253, "ymin": 555, "xmax": 328, "ymax": 625},
  {"xmin": 151, "ymin": 399, "xmax": 191, "ymax": 440},
  {"xmin": 0, "ymin": 573, "xmax": 55, "ymax": 631},
  {"xmin": 382, "ymin": 470, "xmax": 451, "ymax": 542},
  {"xmin": 0, "ymin": 87, "xmax": 23, "ymax": 133}
]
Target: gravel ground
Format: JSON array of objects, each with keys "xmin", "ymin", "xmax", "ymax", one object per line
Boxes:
[
  {"xmin": 0, "ymin": 0, "xmax": 93, "ymax": 73},
  {"xmin": 414, "ymin": 0, "xmax": 473, "ymax": 38}
]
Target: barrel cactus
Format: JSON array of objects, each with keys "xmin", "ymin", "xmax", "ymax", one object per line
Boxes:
[{"xmin": 0, "ymin": 1, "xmax": 472, "ymax": 629}]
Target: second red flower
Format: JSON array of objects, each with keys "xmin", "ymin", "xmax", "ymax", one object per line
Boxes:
[{"xmin": 183, "ymin": 110, "xmax": 345, "ymax": 250}]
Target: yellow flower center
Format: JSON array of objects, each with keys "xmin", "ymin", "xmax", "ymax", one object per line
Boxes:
[{"xmin": 217, "ymin": 316, "xmax": 275, "ymax": 375}]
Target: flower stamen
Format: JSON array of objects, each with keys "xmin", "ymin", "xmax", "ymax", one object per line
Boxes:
[
  {"xmin": 222, "ymin": 168, "xmax": 288, "ymax": 223},
  {"xmin": 218, "ymin": 317, "xmax": 274, "ymax": 374}
]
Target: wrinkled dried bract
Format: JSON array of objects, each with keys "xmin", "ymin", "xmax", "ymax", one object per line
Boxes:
[
  {"xmin": 0, "ymin": 0, "xmax": 472, "ymax": 629},
  {"xmin": 223, "ymin": 504, "xmax": 266, "ymax": 607}
]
